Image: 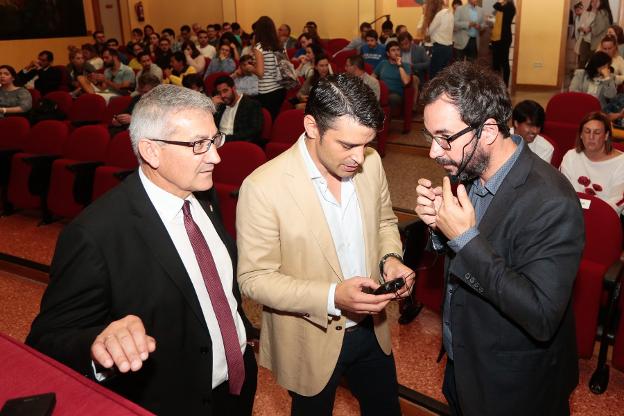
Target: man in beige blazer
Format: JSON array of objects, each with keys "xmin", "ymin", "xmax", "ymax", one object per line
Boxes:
[{"xmin": 237, "ymin": 73, "xmax": 414, "ymax": 415}]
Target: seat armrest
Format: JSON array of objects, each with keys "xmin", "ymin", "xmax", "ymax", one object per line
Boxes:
[
  {"xmin": 66, "ymin": 161, "xmax": 104, "ymax": 173},
  {"xmin": 22, "ymin": 154, "xmax": 60, "ymax": 165},
  {"xmin": 603, "ymin": 256, "xmax": 624, "ymax": 290}
]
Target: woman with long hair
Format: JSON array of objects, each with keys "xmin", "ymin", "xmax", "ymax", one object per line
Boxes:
[
  {"xmin": 0, "ymin": 65, "xmax": 32, "ymax": 117},
  {"xmin": 181, "ymin": 40, "xmax": 205, "ymax": 74},
  {"xmin": 491, "ymin": 0, "xmax": 516, "ymax": 86},
  {"xmin": 577, "ymin": 0, "xmax": 613, "ymax": 68},
  {"xmin": 607, "ymin": 24, "xmax": 624, "ymax": 57},
  {"xmin": 251, "ymin": 16, "xmax": 287, "ymax": 120},
  {"xmin": 294, "ymin": 53, "xmax": 331, "ymax": 109},
  {"xmin": 570, "ymin": 51, "xmax": 620, "ymax": 119},
  {"xmin": 423, "ymin": 0, "xmax": 453, "ymax": 80}
]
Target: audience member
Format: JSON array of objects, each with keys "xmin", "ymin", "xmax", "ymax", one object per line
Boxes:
[
  {"xmin": 197, "ymin": 30, "xmax": 217, "ymax": 59},
  {"xmin": 570, "ymin": 51, "xmax": 620, "ymax": 118},
  {"xmin": 293, "ymin": 33, "xmax": 315, "ymax": 59},
  {"xmin": 577, "ymin": 0, "xmax": 613, "ymax": 69},
  {"xmin": 182, "ymin": 41, "xmax": 206, "ymax": 74},
  {"xmin": 251, "ymin": 16, "xmax": 287, "ymax": 121},
  {"xmin": 222, "ymin": 22, "xmax": 232, "ymax": 34},
  {"xmin": 0, "ymin": 65, "xmax": 32, "ymax": 117},
  {"xmin": 511, "ymin": 100, "xmax": 553, "ymax": 164},
  {"xmin": 15, "ymin": 50, "xmax": 62, "ymax": 95},
  {"xmin": 204, "ymin": 44, "xmax": 236, "ymax": 78},
  {"xmin": 395, "ymin": 24, "xmax": 408, "ymax": 35},
  {"xmin": 127, "ymin": 43, "xmax": 146, "ymax": 71},
  {"xmin": 345, "ymin": 54, "xmax": 380, "ymax": 100},
  {"xmin": 26, "ymin": 84, "xmax": 258, "ymax": 416},
  {"xmin": 374, "ymin": 41, "xmax": 412, "ymax": 110},
  {"xmin": 237, "ymin": 73, "xmax": 412, "ymax": 416},
  {"xmin": 181, "ymin": 73, "xmax": 205, "ymax": 93},
  {"xmin": 206, "ymin": 24, "xmax": 220, "ymax": 47},
  {"xmin": 599, "ymin": 35, "xmax": 624, "ymax": 84},
  {"xmin": 278, "ymin": 24, "xmax": 297, "ymax": 50},
  {"xmin": 415, "ymin": 61, "xmax": 583, "ymax": 416},
  {"xmin": 155, "ymin": 37, "xmax": 174, "ymax": 70},
  {"xmin": 560, "ymin": 111, "xmax": 624, "ymax": 215},
  {"xmin": 191, "ymin": 22, "xmax": 202, "ymax": 43},
  {"xmin": 212, "ymin": 75, "xmax": 263, "ymax": 145},
  {"xmin": 453, "ymin": 0, "xmax": 484, "ymax": 62},
  {"xmin": 398, "ymin": 32, "xmax": 429, "ymax": 84},
  {"xmin": 66, "ymin": 47, "xmax": 95, "ymax": 97},
  {"xmin": 162, "ymin": 28, "xmax": 181, "ymax": 52},
  {"xmin": 231, "ymin": 22, "xmax": 243, "ymax": 43},
  {"xmin": 106, "ymin": 38, "xmax": 129, "ymax": 64},
  {"xmin": 179, "ymin": 24, "xmax": 193, "ymax": 44},
  {"xmin": 126, "ymin": 28, "xmax": 145, "ymax": 52},
  {"xmin": 164, "ymin": 51, "xmax": 197, "ymax": 86},
  {"xmin": 491, "ymin": 0, "xmax": 516, "ymax": 86},
  {"xmin": 380, "ymin": 19, "xmax": 397, "ymax": 45},
  {"xmin": 147, "ymin": 32, "xmax": 161, "ymax": 57},
  {"xmin": 219, "ymin": 32, "xmax": 242, "ymax": 61},
  {"xmin": 240, "ymin": 32, "xmax": 255, "ymax": 56},
  {"xmin": 85, "ymin": 48, "xmax": 135, "ymax": 100},
  {"xmin": 334, "ymin": 22, "xmax": 372, "ymax": 56},
  {"xmin": 423, "ymin": 0, "xmax": 454, "ymax": 80},
  {"xmin": 232, "ymin": 54, "xmax": 259, "ymax": 97},
  {"xmin": 361, "ymin": 30, "xmax": 386, "ymax": 69},
  {"xmin": 296, "ymin": 43, "xmax": 324, "ymax": 79},
  {"xmin": 143, "ymin": 24, "xmax": 155, "ymax": 44},
  {"xmin": 82, "ymin": 44, "xmax": 104, "ymax": 71},
  {"xmin": 109, "ymin": 72, "xmax": 160, "ymax": 136},
  {"xmin": 134, "ymin": 52, "xmax": 163, "ymax": 93},
  {"xmin": 607, "ymin": 24, "xmax": 624, "ymax": 57},
  {"xmin": 92, "ymin": 30, "xmax": 107, "ymax": 55},
  {"xmin": 295, "ymin": 54, "xmax": 331, "ymax": 109}
]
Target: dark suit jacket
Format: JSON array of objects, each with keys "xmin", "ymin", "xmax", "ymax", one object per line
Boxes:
[
  {"xmin": 26, "ymin": 172, "xmax": 254, "ymax": 416},
  {"xmin": 214, "ymin": 95, "xmax": 263, "ymax": 145},
  {"xmin": 442, "ymin": 146, "xmax": 584, "ymax": 415},
  {"xmin": 16, "ymin": 66, "xmax": 62, "ymax": 96}
]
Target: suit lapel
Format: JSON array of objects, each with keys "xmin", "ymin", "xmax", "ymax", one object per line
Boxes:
[
  {"xmin": 124, "ymin": 173, "xmax": 208, "ymax": 332},
  {"xmin": 353, "ymin": 169, "xmax": 373, "ymax": 277},
  {"xmin": 283, "ymin": 145, "xmax": 344, "ymax": 281}
]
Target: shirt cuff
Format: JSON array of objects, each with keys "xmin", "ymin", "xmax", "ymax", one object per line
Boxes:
[
  {"xmin": 91, "ymin": 360, "xmax": 116, "ymax": 382},
  {"xmin": 448, "ymin": 227, "xmax": 480, "ymax": 253},
  {"xmin": 327, "ymin": 283, "xmax": 341, "ymax": 317}
]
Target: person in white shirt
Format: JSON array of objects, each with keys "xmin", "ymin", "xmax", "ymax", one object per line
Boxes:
[
  {"xmin": 599, "ymin": 35, "xmax": 624, "ymax": 85},
  {"xmin": 423, "ymin": 0, "xmax": 454, "ymax": 79},
  {"xmin": 197, "ymin": 30, "xmax": 217, "ymax": 59},
  {"xmin": 511, "ymin": 100, "xmax": 554, "ymax": 164},
  {"xmin": 560, "ymin": 111, "xmax": 624, "ymax": 215}
]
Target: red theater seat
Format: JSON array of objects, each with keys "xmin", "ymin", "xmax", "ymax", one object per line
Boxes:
[
  {"xmin": 203, "ymin": 71, "xmax": 230, "ymax": 96},
  {"xmin": 261, "ymin": 108, "xmax": 273, "ymax": 143},
  {"xmin": 47, "ymin": 125, "xmax": 110, "ymax": 219},
  {"xmin": 331, "ymin": 49, "xmax": 357, "ymax": 74},
  {"xmin": 105, "ymin": 95, "xmax": 134, "ymax": 125},
  {"xmin": 0, "ymin": 117, "xmax": 30, "ymax": 211},
  {"xmin": 265, "ymin": 109, "xmax": 305, "ymax": 160},
  {"xmin": 68, "ymin": 93, "xmax": 107, "ymax": 127},
  {"xmin": 43, "ymin": 91, "xmax": 73, "ymax": 118},
  {"xmin": 92, "ymin": 131, "xmax": 138, "ymax": 200},
  {"xmin": 326, "ymin": 38, "xmax": 350, "ymax": 56}
]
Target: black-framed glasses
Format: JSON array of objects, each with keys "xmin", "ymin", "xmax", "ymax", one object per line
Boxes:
[
  {"xmin": 150, "ymin": 132, "xmax": 225, "ymax": 154},
  {"xmin": 422, "ymin": 124, "xmax": 476, "ymax": 150}
]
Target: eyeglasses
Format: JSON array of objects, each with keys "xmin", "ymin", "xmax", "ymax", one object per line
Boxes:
[
  {"xmin": 422, "ymin": 123, "xmax": 497, "ymax": 150},
  {"xmin": 150, "ymin": 132, "xmax": 225, "ymax": 154}
]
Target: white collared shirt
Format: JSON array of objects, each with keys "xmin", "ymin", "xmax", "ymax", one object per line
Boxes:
[
  {"xmin": 510, "ymin": 128, "xmax": 554, "ymax": 164},
  {"xmin": 298, "ymin": 135, "xmax": 367, "ymax": 327},
  {"xmin": 428, "ymin": 8, "xmax": 454, "ymax": 46},
  {"xmin": 219, "ymin": 94, "xmax": 243, "ymax": 136},
  {"xmin": 139, "ymin": 167, "xmax": 246, "ymax": 389}
]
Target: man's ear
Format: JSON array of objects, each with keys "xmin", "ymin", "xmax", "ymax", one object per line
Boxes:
[
  {"xmin": 481, "ymin": 118, "xmax": 500, "ymax": 145},
  {"xmin": 137, "ymin": 139, "xmax": 160, "ymax": 169},
  {"xmin": 303, "ymin": 114, "xmax": 321, "ymax": 140}
]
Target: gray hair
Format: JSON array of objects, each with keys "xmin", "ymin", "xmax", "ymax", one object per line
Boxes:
[{"xmin": 129, "ymin": 84, "xmax": 216, "ymax": 157}]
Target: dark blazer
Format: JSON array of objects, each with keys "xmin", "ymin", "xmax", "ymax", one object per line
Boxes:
[
  {"xmin": 16, "ymin": 66, "xmax": 62, "ymax": 96},
  {"xmin": 442, "ymin": 146, "xmax": 584, "ymax": 415},
  {"xmin": 214, "ymin": 95, "xmax": 264, "ymax": 145},
  {"xmin": 26, "ymin": 172, "xmax": 255, "ymax": 416}
]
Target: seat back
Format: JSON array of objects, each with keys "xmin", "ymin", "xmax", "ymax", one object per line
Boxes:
[
  {"xmin": 27, "ymin": 88, "xmax": 41, "ymax": 110},
  {"xmin": 105, "ymin": 131, "xmax": 138, "ymax": 168},
  {"xmin": 326, "ymin": 38, "xmax": 350, "ymax": 56},
  {"xmin": 43, "ymin": 91, "xmax": 73, "ymax": 117},
  {"xmin": 538, "ymin": 133, "xmax": 561, "ymax": 167},
  {"xmin": 261, "ymin": 108, "xmax": 273, "ymax": 142},
  {"xmin": 545, "ymin": 92, "xmax": 601, "ymax": 124},
  {"xmin": 64, "ymin": 125, "xmax": 110, "ymax": 161},
  {"xmin": 213, "ymin": 141, "xmax": 266, "ymax": 186},
  {"xmin": 269, "ymin": 109, "xmax": 305, "ymax": 144},
  {"xmin": 0, "ymin": 117, "xmax": 30, "ymax": 150},
  {"xmin": 331, "ymin": 49, "xmax": 357, "ymax": 73},
  {"xmin": 52, "ymin": 65, "xmax": 70, "ymax": 91},
  {"xmin": 23, "ymin": 120, "xmax": 68, "ymax": 155},
  {"xmin": 204, "ymin": 71, "xmax": 230, "ymax": 96},
  {"xmin": 69, "ymin": 93, "xmax": 107, "ymax": 125},
  {"xmin": 578, "ymin": 192, "xmax": 622, "ymax": 265},
  {"xmin": 105, "ymin": 96, "xmax": 134, "ymax": 124}
]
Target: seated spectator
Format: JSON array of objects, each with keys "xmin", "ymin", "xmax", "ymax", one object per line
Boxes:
[
  {"xmin": 66, "ymin": 47, "xmax": 95, "ymax": 97},
  {"xmin": 278, "ymin": 24, "xmax": 297, "ymax": 49},
  {"xmin": 294, "ymin": 54, "xmax": 331, "ymax": 109},
  {"xmin": 206, "ymin": 24, "xmax": 220, "ymax": 47},
  {"xmin": 106, "ymin": 38, "xmax": 129, "ymax": 64},
  {"xmin": 155, "ymin": 37, "xmax": 174, "ymax": 70},
  {"xmin": 334, "ymin": 22, "xmax": 372, "ymax": 57},
  {"xmin": 511, "ymin": 100, "xmax": 553, "ymax": 164},
  {"xmin": 163, "ymin": 51, "xmax": 197, "ymax": 86},
  {"xmin": 0, "ymin": 65, "xmax": 33, "ymax": 117},
  {"xmin": 374, "ymin": 40, "xmax": 412, "ymax": 110},
  {"xmin": 181, "ymin": 73, "xmax": 205, "ymax": 93},
  {"xmin": 395, "ymin": 24, "xmax": 408, "ymax": 35},
  {"xmin": 126, "ymin": 28, "xmax": 145, "ymax": 52},
  {"xmin": 127, "ymin": 43, "xmax": 146, "ymax": 71},
  {"xmin": 161, "ymin": 28, "xmax": 181, "ymax": 52},
  {"xmin": 296, "ymin": 43, "xmax": 324, "ymax": 79},
  {"xmin": 84, "ymin": 48, "xmax": 135, "ymax": 100},
  {"xmin": 231, "ymin": 22, "xmax": 243, "ymax": 44},
  {"xmin": 560, "ymin": 111, "xmax": 624, "ymax": 215},
  {"xmin": 143, "ymin": 24, "xmax": 155, "ymax": 43},
  {"xmin": 220, "ymin": 32, "xmax": 242, "ymax": 60},
  {"xmin": 181, "ymin": 41, "xmax": 206, "ymax": 74},
  {"xmin": 344, "ymin": 54, "xmax": 380, "ymax": 100},
  {"xmin": 607, "ymin": 24, "xmax": 624, "ymax": 58},
  {"xmin": 15, "ymin": 50, "xmax": 62, "ymax": 95},
  {"xmin": 361, "ymin": 30, "xmax": 387, "ymax": 69},
  {"xmin": 82, "ymin": 44, "xmax": 103, "ymax": 71},
  {"xmin": 191, "ymin": 22, "xmax": 202, "ymax": 43},
  {"xmin": 240, "ymin": 32, "xmax": 254, "ymax": 56},
  {"xmin": 598, "ymin": 35, "xmax": 624, "ymax": 85},
  {"xmin": 293, "ymin": 33, "xmax": 315, "ymax": 59},
  {"xmin": 570, "ymin": 51, "xmax": 621, "ymax": 119},
  {"xmin": 147, "ymin": 32, "xmax": 161, "ymax": 57},
  {"xmin": 92, "ymin": 30, "xmax": 107, "ymax": 55},
  {"xmin": 212, "ymin": 75, "xmax": 264, "ymax": 145},
  {"xmin": 204, "ymin": 43, "xmax": 236, "ymax": 78},
  {"xmin": 133, "ymin": 52, "xmax": 163, "ymax": 94},
  {"xmin": 179, "ymin": 24, "xmax": 193, "ymax": 44},
  {"xmin": 398, "ymin": 32, "xmax": 429, "ymax": 85},
  {"xmin": 380, "ymin": 19, "xmax": 397, "ymax": 45},
  {"xmin": 232, "ymin": 54, "xmax": 258, "ymax": 96},
  {"xmin": 196, "ymin": 30, "xmax": 217, "ymax": 59},
  {"xmin": 109, "ymin": 72, "xmax": 160, "ymax": 136}
]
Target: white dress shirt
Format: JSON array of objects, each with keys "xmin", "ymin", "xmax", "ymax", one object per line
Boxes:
[
  {"xmin": 298, "ymin": 135, "xmax": 367, "ymax": 328},
  {"xmin": 510, "ymin": 128, "xmax": 554, "ymax": 164},
  {"xmin": 139, "ymin": 167, "xmax": 247, "ymax": 388},
  {"xmin": 220, "ymin": 94, "xmax": 243, "ymax": 136},
  {"xmin": 428, "ymin": 8, "xmax": 454, "ymax": 46}
]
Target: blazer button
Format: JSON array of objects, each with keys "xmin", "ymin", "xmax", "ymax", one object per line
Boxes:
[{"xmin": 336, "ymin": 325, "xmax": 343, "ymax": 331}]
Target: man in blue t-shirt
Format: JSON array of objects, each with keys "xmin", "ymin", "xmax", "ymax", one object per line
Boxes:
[
  {"xmin": 374, "ymin": 41, "xmax": 411, "ymax": 110},
  {"xmin": 360, "ymin": 30, "xmax": 386, "ymax": 69}
]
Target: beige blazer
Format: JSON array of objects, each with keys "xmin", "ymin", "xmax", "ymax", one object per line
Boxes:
[{"xmin": 236, "ymin": 141, "xmax": 402, "ymax": 396}]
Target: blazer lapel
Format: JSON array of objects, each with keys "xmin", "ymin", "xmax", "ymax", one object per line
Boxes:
[
  {"xmin": 353, "ymin": 170, "xmax": 373, "ymax": 277},
  {"xmin": 283, "ymin": 145, "xmax": 344, "ymax": 281},
  {"xmin": 124, "ymin": 173, "xmax": 208, "ymax": 332}
]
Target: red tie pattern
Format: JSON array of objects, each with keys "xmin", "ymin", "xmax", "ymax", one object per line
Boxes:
[{"xmin": 182, "ymin": 200, "xmax": 245, "ymax": 395}]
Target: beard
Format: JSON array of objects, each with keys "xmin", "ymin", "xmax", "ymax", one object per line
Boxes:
[{"xmin": 435, "ymin": 140, "xmax": 490, "ymax": 182}]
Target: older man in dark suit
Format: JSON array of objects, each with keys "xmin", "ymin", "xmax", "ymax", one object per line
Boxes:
[
  {"xmin": 415, "ymin": 62, "xmax": 584, "ymax": 416},
  {"xmin": 27, "ymin": 84, "xmax": 257, "ymax": 416}
]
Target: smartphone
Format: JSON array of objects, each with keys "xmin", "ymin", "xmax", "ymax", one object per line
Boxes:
[
  {"xmin": 0, "ymin": 393, "xmax": 56, "ymax": 416},
  {"xmin": 373, "ymin": 278, "xmax": 405, "ymax": 295}
]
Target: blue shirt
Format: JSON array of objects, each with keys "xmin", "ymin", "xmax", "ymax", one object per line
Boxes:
[
  {"xmin": 442, "ymin": 135, "xmax": 524, "ymax": 360},
  {"xmin": 468, "ymin": 6, "xmax": 478, "ymax": 38},
  {"xmin": 361, "ymin": 44, "xmax": 387, "ymax": 69},
  {"xmin": 374, "ymin": 60, "xmax": 411, "ymax": 96}
]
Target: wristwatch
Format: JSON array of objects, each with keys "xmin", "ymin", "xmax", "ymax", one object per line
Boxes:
[{"xmin": 379, "ymin": 252, "xmax": 403, "ymax": 279}]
